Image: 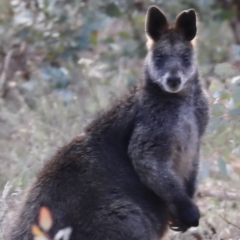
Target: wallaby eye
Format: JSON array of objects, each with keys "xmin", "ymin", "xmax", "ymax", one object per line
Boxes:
[
  {"xmin": 155, "ymin": 53, "xmax": 166, "ymax": 65},
  {"xmin": 181, "ymin": 53, "xmax": 190, "ymax": 65}
]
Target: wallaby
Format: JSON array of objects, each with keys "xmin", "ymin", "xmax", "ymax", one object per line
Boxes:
[{"xmin": 8, "ymin": 6, "xmax": 209, "ymax": 240}]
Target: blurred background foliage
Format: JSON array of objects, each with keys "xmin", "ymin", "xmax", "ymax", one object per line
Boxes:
[{"xmin": 0, "ymin": 0, "xmax": 240, "ymax": 238}]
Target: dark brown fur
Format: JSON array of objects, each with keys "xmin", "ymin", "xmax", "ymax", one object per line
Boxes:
[{"xmin": 8, "ymin": 6, "xmax": 209, "ymax": 240}]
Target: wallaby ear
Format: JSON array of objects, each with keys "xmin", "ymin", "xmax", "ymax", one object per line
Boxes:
[
  {"xmin": 145, "ymin": 6, "xmax": 168, "ymax": 42},
  {"xmin": 175, "ymin": 9, "xmax": 197, "ymax": 41}
]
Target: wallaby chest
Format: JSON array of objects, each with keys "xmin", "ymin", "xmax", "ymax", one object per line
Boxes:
[{"xmin": 170, "ymin": 105, "xmax": 199, "ymax": 184}]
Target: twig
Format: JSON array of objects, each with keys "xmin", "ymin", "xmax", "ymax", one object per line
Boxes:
[
  {"xmin": 198, "ymin": 189, "xmax": 240, "ymax": 201},
  {"xmin": 219, "ymin": 214, "xmax": 240, "ymax": 230}
]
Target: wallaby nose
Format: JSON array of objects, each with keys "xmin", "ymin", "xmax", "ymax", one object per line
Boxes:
[{"xmin": 167, "ymin": 76, "xmax": 181, "ymax": 89}]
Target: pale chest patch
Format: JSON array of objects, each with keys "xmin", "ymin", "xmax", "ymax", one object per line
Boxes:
[{"xmin": 170, "ymin": 112, "xmax": 199, "ymax": 185}]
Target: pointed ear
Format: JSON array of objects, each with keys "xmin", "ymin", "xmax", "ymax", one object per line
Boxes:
[
  {"xmin": 175, "ymin": 9, "xmax": 197, "ymax": 41},
  {"xmin": 145, "ymin": 6, "xmax": 168, "ymax": 42}
]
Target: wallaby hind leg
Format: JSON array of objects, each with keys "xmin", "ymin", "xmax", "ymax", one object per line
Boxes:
[{"xmin": 85, "ymin": 200, "xmax": 169, "ymax": 240}]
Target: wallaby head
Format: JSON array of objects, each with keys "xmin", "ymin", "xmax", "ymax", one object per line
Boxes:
[{"xmin": 145, "ymin": 6, "xmax": 198, "ymax": 93}]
